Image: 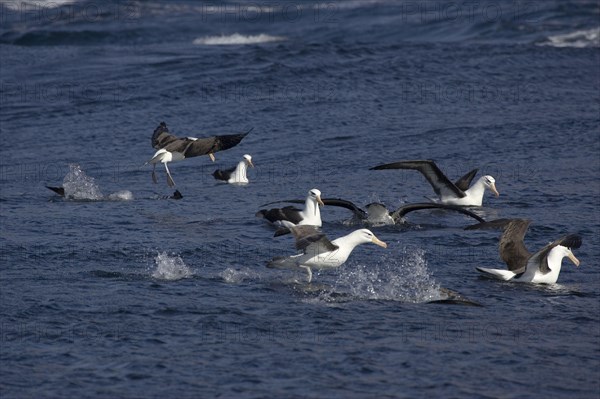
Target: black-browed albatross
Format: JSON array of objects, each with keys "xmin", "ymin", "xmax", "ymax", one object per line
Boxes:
[
  {"xmin": 313, "ymin": 198, "xmax": 485, "ymax": 225},
  {"xmin": 213, "ymin": 154, "xmax": 254, "ymax": 184},
  {"xmin": 466, "ymin": 219, "xmax": 582, "ymax": 284},
  {"xmin": 146, "ymin": 122, "xmax": 251, "ymax": 187},
  {"xmin": 267, "ymin": 225, "xmax": 387, "ymax": 283},
  {"xmin": 370, "ymin": 160, "xmax": 499, "ymax": 206},
  {"xmin": 256, "ymin": 189, "xmax": 324, "ymax": 228}
]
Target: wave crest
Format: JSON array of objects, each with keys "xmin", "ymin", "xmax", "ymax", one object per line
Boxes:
[
  {"xmin": 540, "ymin": 28, "xmax": 600, "ymax": 48},
  {"xmin": 193, "ymin": 33, "xmax": 285, "ymax": 46}
]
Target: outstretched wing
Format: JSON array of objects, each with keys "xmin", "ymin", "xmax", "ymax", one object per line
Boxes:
[
  {"xmin": 322, "ymin": 199, "xmax": 367, "ymax": 219},
  {"xmin": 466, "ymin": 219, "xmax": 532, "ymax": 272},
  {"xmin": 182, "ymin": 129, "xmax": 252, "ymax": 158},
  {"xmin": 370, "ymin": 160, "xmax": 465, "ymax": 198},
  {"xmin": 454, "ymin": 169, "xmax": 479, "ymax": 191},
  {"xmin": 288, "ymin": 225, "xmax": 338, "ymax": 254},
  {"xmin": 151, "ymin": 122, "xmax": 251, "ymax": 157},
  {"xmin": 391, "ymin": 203, "xmax": 485, "ymax": 223},
  {"xmin": 531, "ymin": 234, "xmax": 582, "ymax": 274},
  {"xmin": 259, "ymin": 198, "xmax": 368, "ymax": 220},
  {"xmin": 256, "ymin": 206, "xmax": 303, "ymax": 225}
]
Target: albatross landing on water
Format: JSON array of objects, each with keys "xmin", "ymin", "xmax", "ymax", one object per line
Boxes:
[
  {"xmin": 370, "ymin": 160, "xmax": 499, "ymax": 206},
  {"xmin": 312, "ymin": 198, "xmax": 485, "ymax": 225},
  {"xmin": 256, "ymin": 189, "xmax": 324, "ymax": 228},
  {"xmin": 213, "ymin": 154, "xmax": 254, "ymax": 184},
  {"xmin": 267, "ymin": 225, "xmax": 387, "ymax": 283},
  {"xmin": 466, "ymin": 219, "xmax": 582, "ymax": 284},
  {"xmin": 145, "ymin": 122, "xmax": 251, "ymax": 187}
]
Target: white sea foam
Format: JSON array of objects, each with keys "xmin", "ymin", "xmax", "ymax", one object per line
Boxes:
[
  {"xmin": 333, "ymin": 246, "xmax": 442, "ymax": 303},
  {"xmin": 539, "ymin": 28, "xmax": 600, "ymax": 48},
  {"xmin": 62, "ymin": 164, "xmax": 104, "ymax": 200},
  {"xmin": 1, "ymin": 0, "xmax": 79, "ymax": 10},
  {"xmin": 107, "ymin": 190, "xmax": 134, "ymax": 201},
  {"xmin": 152, "ymin": 252, "xmax": 193, "ymax": 281},
  {"xmin": 193, "ymin": 33, "xmax": 285, "ymax": 46}
]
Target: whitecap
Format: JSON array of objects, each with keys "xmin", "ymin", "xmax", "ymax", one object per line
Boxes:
[
  {"xmin": 152, "ymin": 252, "xmax": 193, "ymax": 281},
  {"xmin": 2, "ymin": 0, "xmax": 79, "ymax": 10},
  {"xmin": 539, "ymin": 28, "xmax": 600, "ymax": 48},
  {"xmin": 193, "ymin": 33, "xmax": 286, "ymax": 46}
]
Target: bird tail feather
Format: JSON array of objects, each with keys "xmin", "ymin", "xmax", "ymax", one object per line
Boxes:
[{"xmin": 475, "ymin": 267, "xmax": 515, "ymax": 281}]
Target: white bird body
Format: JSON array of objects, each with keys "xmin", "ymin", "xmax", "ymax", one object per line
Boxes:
[
  {"xmin": 468, "ymin": 219, "xmax": 582, "ymax": 285},
  {"xmin": 257, "ymin": 189, "xmax": 324, "ymax": 228},
  {"xmin": 477, "ymin": 245, "xmax": 576, "ymax": 284},
  {"xmin": 268, "ymin": 227, "xmax": 387, "ymax": 282},
  {"xmin": 439, "ymin": 176, "xmax": 489, "ymax": 206},
  {"xmin": 228, "ymin": 159, "xmax": 250, "ymax": 184},
  {"xmin": 214, "ymin": 154, "xmax": 254, "ymax": 184},
  {"xmin": 370, "ymin": 160, "xmax": 499, "ymax": 207}
]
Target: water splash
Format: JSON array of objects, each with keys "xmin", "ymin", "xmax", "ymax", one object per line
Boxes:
[
  {"xmin": 62, "ymin": 164, "xmax": 104, "ymax": 200},
  {"xmin": 152, "ymin": 252, "xmax": 193, "ymax": 281},
  {"xmin": 107, "ymin": 190, "xmax": 134, "ymax": 201},
  {"xmin": 221, "ymin": 267, "xmax": 260, "ymax": 284},
  {"xmin": 332, "ymin": 246, "xmax": 442, "ymax": 303}
]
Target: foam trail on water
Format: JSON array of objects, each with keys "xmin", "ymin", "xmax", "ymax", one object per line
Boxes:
[
  {"xmin": 152, "ymin": 252, "xmax": 193, "ymax": 281},
  {"xmin": 62, "ymin": 164, "xmax": 104, "ymax": 200}
]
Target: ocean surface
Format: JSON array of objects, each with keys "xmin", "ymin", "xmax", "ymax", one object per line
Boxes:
[{"xmin": 1, "ymin": 0, "xmax": 599, "ymax": 398}]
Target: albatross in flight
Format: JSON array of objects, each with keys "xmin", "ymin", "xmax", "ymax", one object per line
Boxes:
[
  {"xmin": 466, "ymin": 219, "xmax": 582, "ymax": 284},
  {"xmin": 146, "ymin": 122, "xmax": 251, "ymax": 187},
  {"xmin": 256, "ymin": 189, "xmax": 324, "ymax": 228},
  {"xmin": 213, "ymin": 154, "xmax": 254, "ymax": 184},
  {"xmin": 370, "ymin": 160, "xmax": 499, "ymax": 206},
  {"xmin": 267, "ymin": 225, "xmax": 387, "ymax": 282}
]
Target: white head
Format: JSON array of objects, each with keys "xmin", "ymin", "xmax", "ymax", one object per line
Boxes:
[
  {"xmin": 307, "ymin": 189, "xmax": 324, "ymax": 207},
  {"xmin": 353, "ymin": 229, "xmax": 388, "ymax": 248},
  {"xmin": 551, "ymin": 245, "xmax": 580, "ymax": 268},
  {"xmin": 481, "ymin": 175, "xmax": 499, "ymax": 197},
  {"xmin": 243, "ymin": 154, "xmax": 254, "ymax": 167}
]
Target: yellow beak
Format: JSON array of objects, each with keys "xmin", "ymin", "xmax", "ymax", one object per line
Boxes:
[
  {"xmin": 316, "ymin": 196, "xmax": 324, "ymax": 207},
  {"xmin": 490, "ymin": 182, "xmax": 500, "ymax": 197},
  {"xmin": 567, "ymin": 251, "xmax": 580, "ymax": 267},
  {"xmin": 372, "ymin": 237, "xmax": 387, "ymax": 248},
  {"xmin": 248, "ymin": 160, "xmax": 255, "ymax": 168}
]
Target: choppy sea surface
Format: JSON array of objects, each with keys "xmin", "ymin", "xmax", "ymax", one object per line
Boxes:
[{"xmin": 1, "ymin": 1, "xmax": 599, "ymax": 398}]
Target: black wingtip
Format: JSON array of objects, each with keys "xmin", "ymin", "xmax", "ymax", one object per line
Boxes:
[
  {"xmin": 562, "ymin": 234, "xmax": 582, "ymax": 249},
  {"xmin": 46, "ymin": 186, "xmax": 65, "ymax": 196},
  {"xmin": 171, "ymin": 190, "xmax": 183, "ymax": 200}
]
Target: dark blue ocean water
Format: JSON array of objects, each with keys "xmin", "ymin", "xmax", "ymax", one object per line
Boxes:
[{"xmin": 1, "ymin": 1, "xmax": 599, "ymax": 398}]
